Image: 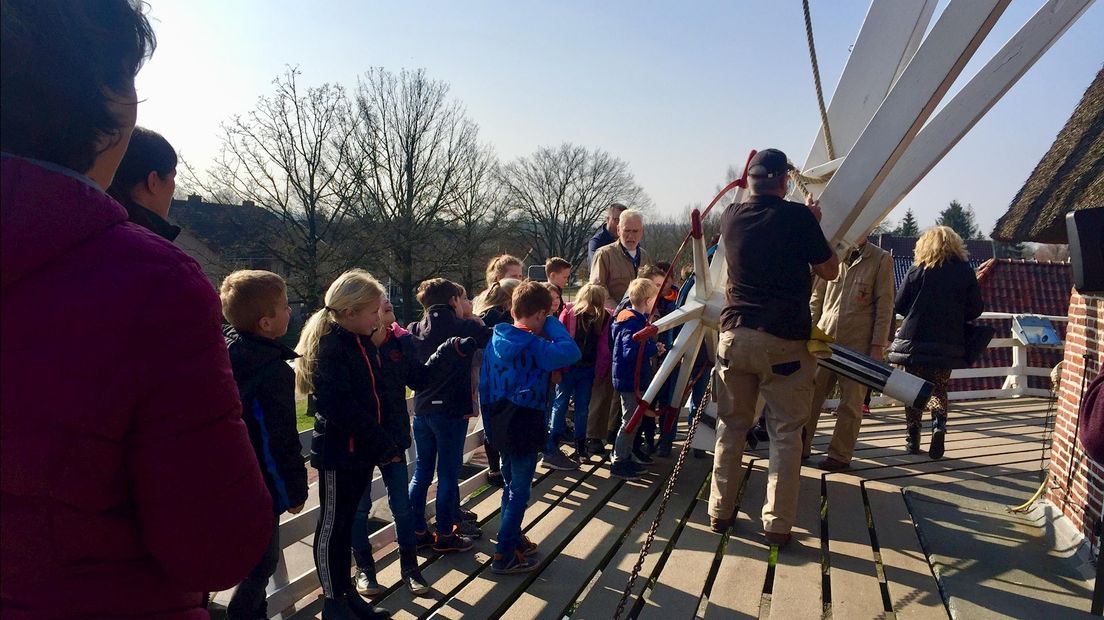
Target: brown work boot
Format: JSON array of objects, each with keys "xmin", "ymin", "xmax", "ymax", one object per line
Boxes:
[
  {"xmin": 764, "ymin": 531, "xmax": 792, "ymax": 548},
  {"xmin": 817, "ymin": 457, "xmax": 850, "ymax": 472},
  {"xmin": 710, "ymin": 514, "xmax": 736, "ymax": 534}
]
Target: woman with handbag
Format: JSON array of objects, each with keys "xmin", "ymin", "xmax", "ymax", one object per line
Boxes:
[{"xmin": 887, "ymin": 226, "xmax": 984, "ymax": 459}]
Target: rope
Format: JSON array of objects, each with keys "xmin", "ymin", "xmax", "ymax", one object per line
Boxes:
[
  {"xmin": 802, "ymin": 0, "xmax": 835, "ymax": 161},
  {"xmin": 613, "ymin": 375, "xmax": 715, "ymax": 620}
]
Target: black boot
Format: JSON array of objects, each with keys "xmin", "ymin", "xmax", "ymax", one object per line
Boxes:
[
  {"xmin": 929, "ymin": 416, "xmax": 947, "ymax": 460},
  {"xmin": 400, "ymin": 546, "xmax": 430, "ymax": 596},
  {"xmin": 906, "ymin": 426, "xmax": 921, "ymax": 455},
  {"xmin": 344, "ymin": 591, "xmax": 390, "ymax": 619}
]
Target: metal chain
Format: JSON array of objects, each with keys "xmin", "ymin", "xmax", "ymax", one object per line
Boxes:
[
  {"xmin": 802, "ymin": 0, "xmax": 835, "ymax": 161},
  {"xmin": 612, "ymin": 375, "xmax": 715, "ymax": 620}
]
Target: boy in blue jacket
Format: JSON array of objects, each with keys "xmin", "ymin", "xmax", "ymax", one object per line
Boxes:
[
  {"xmin": 610, "ymin": 278, "xmax": 665, "ymax": 479},
  {"xmin": 480, "ymin": 282, "xmax": 581, "ymax": 574}
]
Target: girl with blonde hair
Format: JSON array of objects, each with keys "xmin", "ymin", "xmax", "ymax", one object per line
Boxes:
[
  {"xmin": 295, "ymin": 269, "xmax": 392, "ymax": 619},
  {"xmin": 887, "ymin": 226, "xmax": 983, "ymax": 460},
  {"xmin": 546, "ymin": 284, "xmax": 613, "ymax": 463}
]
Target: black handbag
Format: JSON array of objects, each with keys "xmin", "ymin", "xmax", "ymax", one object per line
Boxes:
[{"xmin": 963, "ymin": 322, "xmax": 995, "ymax": 366}]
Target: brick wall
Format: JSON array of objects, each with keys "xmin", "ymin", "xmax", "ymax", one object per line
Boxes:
[{"xmin": 1046, "ymin": 290, "xmax": 1104, "ymax": 548}]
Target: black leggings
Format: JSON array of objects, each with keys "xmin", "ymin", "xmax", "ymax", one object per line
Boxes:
[{"xmin": 314, "ymin": 468, "xmax": 371, "ymax": 598}]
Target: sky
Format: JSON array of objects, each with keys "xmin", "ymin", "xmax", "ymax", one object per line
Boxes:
[{"xmin": 137, "ymin": 1, "xmax": 1103, "ymax": 238}]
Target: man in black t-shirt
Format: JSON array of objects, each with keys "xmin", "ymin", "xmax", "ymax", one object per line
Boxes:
[{"xmin": 708, "ymin": 148, "xmax": 839, "ymax": 547}]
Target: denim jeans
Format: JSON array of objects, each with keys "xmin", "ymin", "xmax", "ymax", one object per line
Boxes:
[
  {"xmin": 408, "ymin": 414, "xmax": 467, "ymax": 535},
  {"xmin": 662, "ymin": 368, "xmax": 708, "ymax": 443},
  {"xmin": 226, "ymin": 520, "xmax": 279, "ymax": 619},
  {"xmin": 352, "ymin": 459, "xmax": 416, "ymax": 570},
  {"xmin": 548, "ymin": 366, "xmax": 596, "ymax": 452},
  {"xmin": 496, "ymin": 451, "xmax": 538, "ymax": 557},
  {"xmin": 612, "ymin": 391, "xmax": 637, "ymax": 464}
]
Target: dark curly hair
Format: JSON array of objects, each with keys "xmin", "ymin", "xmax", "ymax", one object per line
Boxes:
[{"xmin": 1, "ymin": 0, "xmax": 156, "ymax": 173}]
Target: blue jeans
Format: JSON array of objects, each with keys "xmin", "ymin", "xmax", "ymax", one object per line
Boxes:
[
  {"xmin": 548, "ymin": 366, "xmax": 595, "ymax": 452},
  {"xmin": 497, "ymin": 451, "xmax": 538, "ymax": 557},
  {"xmin": 408, "ymin": 414, "xmax": 467, "ymax": 535},
  {"xmin": 352, "ymin": 459, "xmax": 416, "ymax": 570},
  {"xmin": 662, "ymin": 368, "xmax": 709, "ymax": 443}
]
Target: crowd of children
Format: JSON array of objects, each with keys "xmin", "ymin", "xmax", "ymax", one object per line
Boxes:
[{"xmin": 212, "ymin": 249, "xmax": 689, "ymax": 617}]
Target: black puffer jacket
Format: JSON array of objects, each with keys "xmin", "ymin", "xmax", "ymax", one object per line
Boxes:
[
  {"xmin": 887, "ymin": 258, "xmax": 983, "ymax": 369},
  {"xmin": 225, "ymin": 327, "xmax": 309, "ymax": 514},
  {"xmin": 375, "ymin": 323, "xmax": 477, "ymax": 451},
  {"xmin": 408, "ymin": 305, "xmax": 492, "ymax": 417},
  {"xmin": 310, "ymin": 325, "xmax": 392, "ymax": 470}
]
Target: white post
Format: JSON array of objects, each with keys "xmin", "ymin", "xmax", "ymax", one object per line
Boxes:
[{"xmin": 1010, "ymin": 343, "xmax": 1028, "ymax": 397}]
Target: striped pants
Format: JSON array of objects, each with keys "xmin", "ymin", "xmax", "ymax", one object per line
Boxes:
[{"xmin": 313, "ymin": 468, "xmax": 371, "ymax": 598}]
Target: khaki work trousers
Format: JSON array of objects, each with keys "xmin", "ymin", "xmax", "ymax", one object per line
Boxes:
[
  {"xmin": 587, "ymin": 378, "xmax": 618, "ymax": 440},
  {"xmin": 803, "ymin": 367, "xmax": 867, "ymax": 463},
  {"xmin": 710, "ymin": 328, "xmax": 815, "ymax": 534}
]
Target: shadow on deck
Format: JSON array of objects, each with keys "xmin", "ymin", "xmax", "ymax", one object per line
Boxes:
[{"xmin": 277, "ymin": 397, "xmax": 1086, "ymax": 619}]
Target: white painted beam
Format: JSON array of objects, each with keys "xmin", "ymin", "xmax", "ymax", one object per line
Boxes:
[
  {"xmin": 819, "ymin": 0, "xmax": 1011, "ymax": 252},
  {"xmin": 798, "ymin": 0, "xmax": 939, "ymax": 173},
  {"xmin": 841, "ymin": 0, "xmax": 1097, "ymax": 245}
]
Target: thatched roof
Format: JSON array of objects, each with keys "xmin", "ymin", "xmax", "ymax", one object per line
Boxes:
[{"xmin": 992, "ymin": 67, "xmax": 1104, "ymax": 243}]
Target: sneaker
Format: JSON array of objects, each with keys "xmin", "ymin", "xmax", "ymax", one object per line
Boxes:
[
  {"xmin": 586, "ymin": 438, "xmax": 607, "ymax": 457},
  {"xmin": 929, "ymin": 427, "xmax": 946, "ymax": 460},
  {"xmin": 655, "ymin": 439, "xmax": 672, "ymax": 458},
  {"xmin": 459, "ymin": 507, "xmax": 478, "ymax": 523},
  {"xmin": 574, "ymin": 438, "xmax": 589, "ymax": 461},
  {"xmin": 542, "ymin": 450, "xmax": 579, "ymax": 471},
  {"xmin": 455, "ymin": 520, "xmax": 482, "ymax": 539},
  {"xmin": 692, "ymin": 448, "xmax": 707, "ymax": 459},
  {"xmin": 405, "ymin": 570, "xmax": 430, "ymax": 596},
  {"xmin": 519, "ymin": 535, "xmax": 538, "ymax": 557},
  {"xmin": 631, "ymin": 446, "xmax": 654, "ymax": 465},
  {"xmin": 414, "ymin": 529, "xmax": 435, "ymax": 550},
  {"xmin": 862, "ymin": 404, "xmax": 871, "ymax": 414},
  {"xmin": 353, "ymin": 569, "xmax": 383, "ymax": 596},
  {"xmin": 817, "ymin": 457, "xmax": 850, "ymax": 472},
  {"xmin": 611, "ymin": 460, "xmax": 642, "ymax": 480},
  {"xmin": 432, "ymin": 532, "xmax": 473, "ymax": 553},
  {"xmin": 491, "ymin": 549, "xmax": 538, "ymax": 574},
  {"xmin": 486, "ymin": 471, "xmax": 505, "ymax": 488}
]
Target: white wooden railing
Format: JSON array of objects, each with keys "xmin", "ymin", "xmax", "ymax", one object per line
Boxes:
[
  {"xmin": 261, "ymin": 407, "xmax": 487, "ymax": 615},
  {"xmin": 826, "ymin": 311, "xmax": 1068, "ymax": 408}
]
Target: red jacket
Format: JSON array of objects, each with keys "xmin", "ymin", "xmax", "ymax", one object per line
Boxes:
[{"xmin": 1, "ymin": 156, "xmax": 274, "ymax": 619}]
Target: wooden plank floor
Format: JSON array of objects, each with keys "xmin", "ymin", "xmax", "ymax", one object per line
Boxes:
[{"xmin": 284, "ymin": 397, "xmax": 1057, "ymax": 620}]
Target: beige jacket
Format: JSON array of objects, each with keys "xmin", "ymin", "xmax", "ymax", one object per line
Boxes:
[
  {"xmin": 590, "ymin": 242, "xmax": 651, "ymax": 303},
  {"xmin": 811, "ymin": 242, "xmax": 895, "ymax": 351}
]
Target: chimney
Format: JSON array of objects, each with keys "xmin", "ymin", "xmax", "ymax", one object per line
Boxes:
[
  {"xmin": 242, "ymin": 199, "xmax": 255, "ymax": 208},
  {"xmin": 187, "ymin": 193, "xmax": 201, "ymax": 204}
]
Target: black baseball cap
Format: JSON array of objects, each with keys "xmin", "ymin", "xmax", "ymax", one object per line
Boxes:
[{"xmin": 747, "ymin": 148, "xmax": 791, "ymax": 178}]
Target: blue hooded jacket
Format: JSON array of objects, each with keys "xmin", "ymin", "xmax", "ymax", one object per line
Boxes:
[
  {"xmin": 480, "ymin": 316, "xmax": 581, "ymax": 453},
  {"xmin": 611, "ymin": 307, "xmax": 659, "ymax": 393}
]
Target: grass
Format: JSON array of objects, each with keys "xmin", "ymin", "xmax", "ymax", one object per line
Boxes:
[{"xmin": 296, "ymin": 399, "xmax": 313, "ymax": 431}]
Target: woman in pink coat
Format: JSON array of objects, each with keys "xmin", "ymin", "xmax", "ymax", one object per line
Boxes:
[{"xmin": 1, "ymin": 2, "xmax": 273, "ymax": 617}]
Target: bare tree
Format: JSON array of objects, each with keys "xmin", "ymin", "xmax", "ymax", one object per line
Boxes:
[
  {"xmin": 191, "ymin": 67, "xmax": 369, "ymax": 310},
  {"xmin": 348, "ymin": 68, "xmax": 480, "ymax": 322},
  {"xmin": 442, "ymin": 144, "xmax": 513, "ymax": 293},
  {"xmin": 498, "ymin": 143, "xmax": 650, "ymax": 277}
]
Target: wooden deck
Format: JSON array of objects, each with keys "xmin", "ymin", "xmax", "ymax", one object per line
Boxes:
[{"xmin": 281, "ymin": 397, "xmax": 1055, "ymax": 619}]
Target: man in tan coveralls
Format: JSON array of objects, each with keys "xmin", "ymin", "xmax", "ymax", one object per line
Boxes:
[
  {"xmin": 709, "ymin": 149, "xmax": 839, "ymax": 547},
  {"xmin": 803, "ymin": 240, "xmax": 895, "ymax": 470}
]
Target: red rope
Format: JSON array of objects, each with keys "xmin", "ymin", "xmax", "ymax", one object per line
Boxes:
[{"xmin": 623, "ymin": 150, "xmax": 756, "ymax": 433}]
